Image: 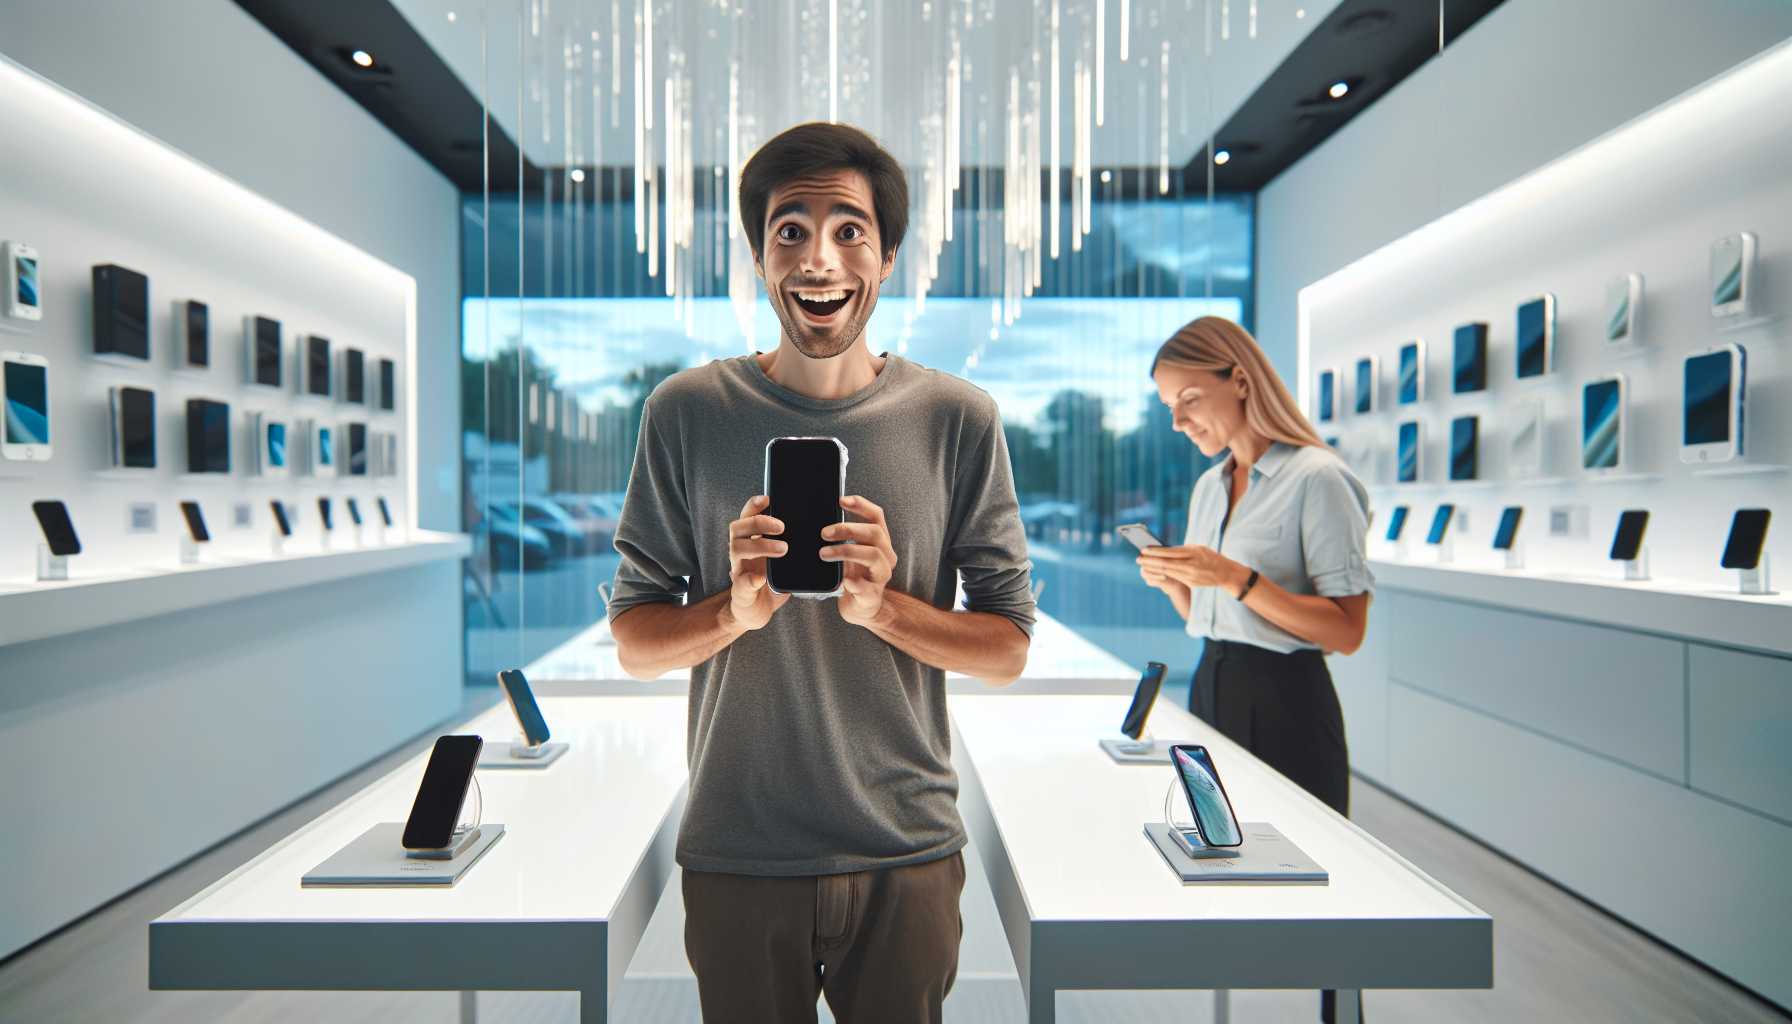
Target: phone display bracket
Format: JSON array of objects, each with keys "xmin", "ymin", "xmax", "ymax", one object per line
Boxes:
[
  {"xmin": 510, "ymin": 738, "xmax": 550, "ymax": 759},
  {"xmin": 1160, "ymin": 779, "xmax": 1241, "ymax": 860},
  {"xmin": 178, "ymin": 535, "xmax": 201, "ymax": 566},
  {"xmin": 1622, "ymin": 547, "xmax": 1650, "ymax": 582},
  {"xmin": 36, "ymin": 545, "xmax": 68, "ymax": 582},
  {"xmin": 1503, "ymin": 544, "xmax": 1524, "ymax": 572},
  {"xmin": 1433, "ymin": 534, "xmax": 1455, "ymax": 565},
  {"xmin": 1738, "ymin": 555, "xmax": 1774, "ymax": 596},
  {"xmin": 1099, "ymin": 732, "xmax": 1175, "ymax": 764},
  {"xmin": 318, "ymin": 526, "xmax": 332, "ymax": 551},
  {"xmin": 269, "ymin": 531, "xmax": 286, "ymax": 557},
  {"xmin": 402, "ymin": 774, "xmax": 483, "ymax": 861}
]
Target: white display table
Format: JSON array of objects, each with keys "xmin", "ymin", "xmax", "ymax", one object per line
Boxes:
[{"xmin": 950, "ymin": 693, "xmax": 1493, "ymax": 1023}]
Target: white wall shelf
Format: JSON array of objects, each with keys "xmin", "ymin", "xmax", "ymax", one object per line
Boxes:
[
  {"xmin": 1689, "ymin": 463, "xmax": 1788, "ymax": 479},
  {"xmin": 0, "ymin": 531, "xmax": 469, "ymax": 648}
]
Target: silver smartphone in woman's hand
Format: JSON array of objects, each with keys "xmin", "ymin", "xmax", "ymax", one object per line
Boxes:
[{"xmin": 1117, "ymin": 522, "xmax": 1165, "ymax": 551}]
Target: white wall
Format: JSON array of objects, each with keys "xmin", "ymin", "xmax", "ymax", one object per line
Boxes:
[
  {"xmin": 1255, "ymin": 0, "xmax": 1792, "ymax": 380},
  {"xmin": 0, "ymin": 0, "xmax": 463, "ymax": 530}
]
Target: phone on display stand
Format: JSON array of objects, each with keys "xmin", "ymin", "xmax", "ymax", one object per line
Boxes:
[
  {"xmin": 269, "ymin": 500, "xmax": 293, "ymax": 537},
  {"xmin": 1354, "ymin": 356, "xmax": 1377, "ymax": 415},
  {"xmin": 3, "ymin": 351, "xmax": 52, "ymax": 461},
  {"xmin": 1170, "ymin": 745, "xmax": 1243, "ymax": 848},
  {"xmin": 1710, "ymin": 232, "xmax": 1756, "ymax": 319},
  {"xmin": 108, "ymin": 386, "xmax": 156, "ymax": 469},
  {"xmin": 1610, "ymin": 510, "xmax": 1649, "ymax": 562},
  {"xmin": 342, "ymin": 348, "xmax": 366, "ymax": 405},
  {"xmin": 1515, "ymin": 295, "xmax": 1555, "ymax": 379},
  {"xmin": 185, "ymin": 399, "xmax": 230, "ymax": 474},
  {"xmin": 180, "ymin": 500, "xmax": 210, "ymax": 543},
  {"xmin": 1117, "ymin": 523, "xmax": 1165, "ymax": 551},
  {"xmin": 1680, "ymin": 344, "xmax": 1745, "ymax": 464},
  {"xmin": 345, "ymin": 422, "xmax": 368, "ymax": 476},
  {"xmin": 33, "ymin": 500, "xmax": 82, "ymax": 557},
  {"xmin": 378, "ymin": 357, "xmax": 396, "ymax": 411},
  {"xmin": 1605, "ymin": 274, "xmax": 1641, "ymax": 345},
  {"xmin": 1493, "ymin": 507, "xmax": 1524, "ymax": 551},
  {"xmin": 377, "ymin": 496, "xmax": 393, "ymax": 528},
  {"xmin": 497, "ymin": 669, "xmax": 553, "ymax": 747},
  {"xmin": 5, "ymin": 241, "xmax": 42, "ymax": 321},
  {"xmin": 1453, "ymin": 323, "xmax": 1487, "ymax": 394},
  {"xmin": 175, "ymin": 300, "xmax": 209, "ymax": 368},
  {"xmin": 304, "ymin": 335, "xmax": 332, "ymax": 397},
  {"xmin": 401, "ymin": 735, "xmax": 484, "ymax": 851},
  {"xmin": 1509, "ymin": 401, "xmax": 1544, "ymax": 479},
  {"xmin": 91, "ymin": 264, "xmax": 150, "ymax": 361},
  {"xmin": 1397, "ymin": 421, "xmax": 1422, "ymax": 483},
  {"xmin": 1427, "ymin": 505, "xmax": 1455, "ymax": 546},
  {"xmin": 1450, "ymin": 416, "xmax": 1479, "ymax": 482},
  {"xmin": 1385, "ymin": 505, "xmax": 1409, "ymax": 542},
  {"xmin": 317, "ymin": 497, "xmax": 333, "ymax": 532},
  {"xmin": 1316, "ymin": 368, "xmax": 1337, "ymax": 423},
  {"xmin": 764, "ymin": 436, "xmax": 848, "ymax": 597},
  {"xmin": 1581, "ymin": 376, "xmax": 1626, "ymax": 473},
  {"xmin": 1119, "ymin": 662, "xmax": 1167, "ymax": 743},
  {"xmin": 1398, "ymin": 339, "xmax": 1424, "ymax": 405},
  {"xmin": 1722, "ymin": 509, "xmax": 1771, "ymax": 576},
  {"xmin": 245, "ymin": 315, "xmax": 282, "ymax": 388},
  {"xmin": 345, "ymin": 498, "xmax": 363, "ymax": 527}
]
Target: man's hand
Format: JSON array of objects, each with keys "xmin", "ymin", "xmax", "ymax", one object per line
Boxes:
[
  {"xmin": 822, "ymin": 495, "xmax": 899, "ymax": 627},
  {"xmin": 726, "ymin": 495, "xmax": 790, "ymax": 631}
]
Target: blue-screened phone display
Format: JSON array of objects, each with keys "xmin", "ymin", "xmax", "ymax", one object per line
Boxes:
[
  {"xmin": 1606, "ymin": 286, "xmax": 1631, "ymax": 342},
  {"xmin": 1493, "ymin": 507, "xmax": 1522, "ymax": 550},
  {"xmin": 1683, "ymin": 350, "xmax": 1733, "ymax": 446},
  {"xmin": 1713, "ymin": 249, "xmax": 1743, "ymax": 306},
  {"xmin": 1355, "ymin": 359, "xmax": 1373, "ymax": 414},
  {"xmin": 1516, "ymin": 298, "xmax": 1550, "ymax": 378},
  {"xmin": 4, "ymin": 361, "xmax": 49, "ymax": 444},
  {"xmin": 1450, "ymin": 416, "xmax": 1478, "ymax": 481},
  {"xmin": 1385, "ymin": 505, "xmax": 1409, "ymax": 541},
  {"xmin": 501, "ymin": 672, "xmax": 552, "ymax": 744},
  {"xmin": 318, "ymin": 427, "xmax": 334, "ymax": 465},
  {"xmin": 1427, "ymin": 504, "xmax": 1454, "ymax": 544},
  {"xmin": 1398, "ymin": 343, "xmax": 1420, "ymax": 404},
  {"xmin": 1318, "ymin": 371, "xmax": 1335, "ymax": 423},
  {"xmin": 267, "ymin": 422, "xmax": 287, "ymax": 467},
  {"xmin": 1173, "ymin": 746, "xmax": 1241, "ymax": 847},
  {"xmin": 16, "ymin": 255, "xmax": 38, "ymax": 307},
  {"xmin": 1397, "ymin": 421, "xmax": 1419, "ymax": 482},
  {"xmin": 1583, "ymin": 380, "xmax": 1621, "ymax": 469},
  {"xmin": 1453, "ymin": 324, "xmax": 1487, "ymax": 394}
]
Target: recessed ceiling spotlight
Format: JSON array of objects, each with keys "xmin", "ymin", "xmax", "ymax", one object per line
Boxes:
[
  {"xmin": 1296, "ymin": 7, "xmax": 1307, "ymax": 17},
  {"xmin": 570, "ymin": 168, "xmax": 586, "ymax": 183},
  {"xmin": 446, "ymin": 11, "xmax": 457, "ymax": 22},
  {"xmin": 1214, "ymin": 149, "xmax": 1231, "ymax": 166},
  {"xmin": 1329, "ymin": 80, "xmax": 1350, "ymax": 99},
  {"xmin": 1099, "ymin": 170, "xmax": 1112, "ymax": 183}
]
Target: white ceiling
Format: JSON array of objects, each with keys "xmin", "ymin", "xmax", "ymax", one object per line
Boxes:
[{"xmin": 389, "ymin": 0, "xmax": 1340, "ymax": 169}]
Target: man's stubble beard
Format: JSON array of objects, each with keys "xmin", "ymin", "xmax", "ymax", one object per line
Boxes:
[{"xmin": 775, "ymin": 298, "xmax": 875, "ymax": 361}]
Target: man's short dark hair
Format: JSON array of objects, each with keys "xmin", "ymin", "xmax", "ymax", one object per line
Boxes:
[{"xmin": 739, "ymin": 122, "xmax": 909, "ymax": 262}]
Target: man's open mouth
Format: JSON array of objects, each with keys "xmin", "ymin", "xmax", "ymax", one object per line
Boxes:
[{"xmin": 790, "ymin": 288, "xmax": 854, "ymax": 319}]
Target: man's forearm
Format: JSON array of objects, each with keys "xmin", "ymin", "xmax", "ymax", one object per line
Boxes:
[
  {"xmin": 865, "ymin": 588, "xmax": 1029, "ymax": 685},
  {"xmin": 611, "ymin": 591, "xmax": 746, "ymax": 679}
]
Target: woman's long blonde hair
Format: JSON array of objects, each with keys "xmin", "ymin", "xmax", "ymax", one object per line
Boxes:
[{"xmin": 1150, "ymin": 316, "xmax": 1327, "ymax": 450}]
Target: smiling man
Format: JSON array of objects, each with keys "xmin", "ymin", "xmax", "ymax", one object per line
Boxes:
[{"xmin": 606, "ymin": 122, "xmax": 1036, "ymax": 1023}]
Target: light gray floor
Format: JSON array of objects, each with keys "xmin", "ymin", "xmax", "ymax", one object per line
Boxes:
[{"xmin": 1, "ymin": 694, "xmax": 1785, "ymax": 1023}]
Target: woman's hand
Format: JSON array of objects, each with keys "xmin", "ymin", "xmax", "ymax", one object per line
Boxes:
[{"xmin": 1137, "ymin": 544, "xmax": 1252, "ymax": 595}]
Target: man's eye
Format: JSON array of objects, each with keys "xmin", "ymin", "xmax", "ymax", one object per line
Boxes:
[
  {"xmin": 839, "ymin": 224, "xmax": 862, "ymax": 240},
  {"xmin": 777, "ymin": 224, "xmax": 802, "ymax": 241}
]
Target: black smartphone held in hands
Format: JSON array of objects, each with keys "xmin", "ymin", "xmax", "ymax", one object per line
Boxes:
[
  {"xmin": 401, "ymin": 735, "xmax": 484, "ymax": 850},
  {"xmin": 1170, "ymin": 744, "xmax": 1243, "ymax": 848},
  {"xmin": 32, "ymin": 500, "xmax": 82, "ymax": 557},
  {"xmin": 1610, "ymin": 509, "xmax": 1649, "ymax": 562},
  {"xmin": 1120, "ymin": 662, "xmax": 1167, "ymax": 740},
  {"xmin": 497, "ymin": 669, "xmax": 552, "ymax": 746},
  {"xmin": 764, "ymin": 436, "xmax": 848, "ymax": 596}
]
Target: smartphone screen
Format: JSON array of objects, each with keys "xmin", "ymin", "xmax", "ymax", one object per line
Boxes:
[
  {"xmin": 1354, "ymin": 358, "xmax": 1374, "ymax": 414},
  {"xmin": 498, "ymin": 669, "xmax": 552, "ymax": 745},
  {"xmin": 1683, "ymin": 350, "xmax": 1733, "ymax": 446},
  {"xmin": 6, "ymin": 360, "xmax": 50, "ymax": 445},
  {"xmin": 180, "ymin": 501, "xmax": 210, "ymax": 543},
  {"xmin": 1493, "ymin": 507, "xmax": 1523, "ymax": 551},
  {"xmin": 15, "ymin": 252, "xmax": 38, "ymax": 310},
  {"xmin": 317, "ymin": 497, "xmax": 333, "ymax": 531},
  {"xmin": 1721, "ymin": 509, "xmax": 1770, "ymax": 570},
  {"xmin": 1610, "ymin": 510, "xmax": 1649, "ymax": 561},
  {"xmin": 1711, "ymin": 236, "xmax": 1745, "ymax": 308},
  {"xmin": 1118, "ymin": 523, "xmax": 1165, "ymax": 550},
  {"xmin": 346, "ymin": 498, "xmax": 363, "ymax": 526},
  {"xmin": 317, "ymin": 426, "xmax": 334, "ymax": 467},
  {"xmin": 1397, "ymin": 421, "xmax": 1419, "ymax": 483},
  {"xmin": 270, "ymin": 500, "xmax": 292, "ymax": 537},
  {"xmin": 401, "ymin": 735, "xmax": 484, "ymax": 849},
  {"xmin": 1398, "ymin": 342, "xmax": 1420, "ymax": 404},
  {"xmin": 344, "ymin": 349, "xmax": 366, "ymax": 404},
  {"xmin": 1385, "ymin": 505, "xmax": 1409, "ymax": 541},
  {"xmin": 377, "ymin": 496, "xmax": 393, "ymax": 527},
  {"xmin": 183, "ymin": 301, "xmax": 210, "ymax": 366},
  {"xmin": 347, "ymin": 422, "xmax": 368, "ymax": 475},
  {"xmin": 95, "ymin": 266, "xmax": 150, "ymax": 359},
  {"xmin": 1317, "ymin": 370, "xmax": 1335, "ymax": 422},
  {"xmin": 1427, "ymin": 504, "xmax": 1454, "ymax": 545},
  {"xmin": 1450, "ymin": 416, "xmax": 1478, "ymax": 481},
  {"xmin": 306, "ymin": 336, "xmax": 331, "ymax": 397},
  {"xmin": 1171, "ymin": 745, "xmax": 1242, "ymax": 847},
  {"xmin": 1453, "ymin": 323, "xmax": 1487, "ymax": 394},
  {"xmin": 379, "ymin": 358, "xmax": 396, "ymax": 410},
  {"xmin": 114, "ymin": 386, "xmax": 156, "ymax": 468},
  {"xmin": 268, "ymin": 421, "xmax": 289, "ymax": 470},
  {"xmin": 765, "ymin": 437, "xmax": 845, "ymax": 594},
  {"xmin": 1516, "ymin": 297, "xmax": 1551, "ymax": 378},
  {"xmin": 186, "ymin": 399, "xmax": 231, "ymax": 473},
  {"xmin": 1119, "ymin": 662, "xmax": 1166, "ymax": 740},
  {"xmin": 252, "ymin": 316, "xmax": 282, "ymax": 387},
  {"xmin": 1583, "ymin": 379, "xmax": 1622, "ymax": 470},
  {"xmin": 32, "ymin": 500, "xmax": 82, "ymax": 557}
]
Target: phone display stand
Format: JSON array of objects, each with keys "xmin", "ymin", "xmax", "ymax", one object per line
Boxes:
[
  {"xmin": 1738, "ymin": 556, "xmax": 1774, "ymax": 596},
  {"xmin": 1390, "ymin": 537, "xmax": 1410, "ymax": 562},
  {"xmin": 1099, "ymin": 731, "xmax": 1177, "ymax": 765},
  {"xmin": 349, "ymin": 523, "xmax": 364, "ymax": 548},
  {"xmin": 1433, "ymin": 534, "xmax": 1455, "ymax": 565},
  {"xmin": 1622, "ymin": 547, "xmax": 1650, "ymax": 582},
  {"xmin": 178, "ymin": 535, "xmax": 201, "ymax": 566},
  {"xmin": 478, "ymin": 738, "xmax": 570, "ymax": 770},
  {"xmin": 318, "ymin": 527, "xmax": 332, "ymax": 552},
  {"xmin": 1503, "ymin": 544, "xmax": 1525, "ymax": 571},
  {"xmin": 36, "ymin": 545, "xmax": 69, "ymax": 582},
  {"xmin": 404, "ymin": 826, "xmax": 483, "ymax": 861},
  {"xmin": 301, "ymin": 823, "xmax": 506, "ymax": 887},
  {"xmin": 270, "ymin": 531, "xmax": 286, "ymax": 557}
]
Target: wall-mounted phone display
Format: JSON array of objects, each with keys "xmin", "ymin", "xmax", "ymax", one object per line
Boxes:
[
  {"xmin": 1397, "ymin": 420, "xmax": 1421, "ymax": 483},
  {"xmin": 303, "ymin": 335, "xmax": 332, "ymax": 398},
  {"xmin": 92, "ymin": 264, "xmax": 150, "ymax": 361},
  {"xmin": 1609, "ymin": 510, "xmax": 1649, "ymax": 562},
  {"xmin": 1509, "ymin": 400, "xmax": 1544, "ymax": 479},
  {"xmin": 262, "ymin": 417, "xmax": 289, "ymax": 477},
  {"xmin": 1385, "ymin": 505, "xmax": 1409, "ymax": 542},
  {"xmin": 1316, "ymin": 368, "xmax": 1336, "ymax": 423},
  {"xmin": 1581, "ymin": 376, "xmax": 1625, "ymax": 472},
  {"xmin": 1709, "ymin": 232, "xmax": 1757, "ymax": 319},
  {"xmin": 2, "ymin": 351, "xmax": 51, "ymax": 461},
  {"xmin": 1398, "ymin": 339, "xmax": 1424, "ymax": 405},
  {"xmin": 1515, "ymin": 294, "xmax": 1555, "ymax": 379},
  {"xmin": 378, "ymin": 357, "xmax": 396, "ymax": 411},
  {"xmin": 1354, "ymin": 356, "xmax": 1377, "ymax": 415},
  {"xmin": 1721, "ymin": 509, "xmax": 1771, "ymax": 570},
  {"xmin": 1605, "ymin": 273, "xmax": 1641, "ymax": 344},
  {"xmin": 245, "ymin": 315, "xmax": 282, "ymax": 388},
  {"xmin": 345, "ymin": 422, "xmax": 368, "ymax": 476},
  {"xmin": 1449, "ymin": 415, "xmax": 1479, "ymax": 482},
  {"xmin": 174, "ymin": 300, "xmax": 209, "ymax": 369},
  {"xmin": 341, "ymin": 348, "xmax": 365, "ymax": 405},
  {"xmin": 1426, "ymin": 504, "xmax": 1455, "ymax": 545},
  {"xmin": 1492, "ymin": 506, "xmax": 1523, "ymax": 551},
  {"xmin": 1681, "ymin": 344, "xmax": 1745, "ymax": 465},
  {"xmin": 32, "ymin": 499, "xmax": 82, "ymax": 557},
  {"xmin": 185, "ymin": 398, "xmax": 230, "ymax": 474},
  {"xmin": 108, "ymin": 386, "xmax": 156, "ymax": 469},
  {"xmin": 1452, "ymin": 323, "xmax": 1487, "ymax": 394},
  {"xmin": 4, "ymin": 241, "xmax": 42, "ymax": 322},
  {"xmin": 314, "ymin": 423, "xmax": 335, "ymax": 472}
]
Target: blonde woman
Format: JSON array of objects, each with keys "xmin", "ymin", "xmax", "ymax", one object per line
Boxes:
[{"xmin": 1137, "ymin": 316, "xmax": 1371, "ymax": 818}]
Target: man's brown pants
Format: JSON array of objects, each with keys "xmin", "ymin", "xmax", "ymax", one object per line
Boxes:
[{"xmin": 682, "ymin": 852, "xmax": 967, "ymax": 1023}]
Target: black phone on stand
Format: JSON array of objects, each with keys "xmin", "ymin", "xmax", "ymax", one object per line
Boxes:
[
  {"xmin": 1170, "ymin": 744, "xmax": 1243, "ymax": 848},
  {"xmin": 1120, "ymin": 662, "xmax": 1167, "ymax": 740},
  {"xmin": 1610, "ymin": 510, "xmax": 1649, "ymax": 562},
  {"xmin": 401, "ymin": 735, "xmax": 484, "ymax": 850},
  {"xmin": 32, "ymin": 500, "xmax": 82, "ymax": 557},
  {"xmin": 764, "ymin": 436, "xmax": 847, "ymax": 596},
  {"xmin": 497, "ymin": 669, "xmax": 552, "ymax": 746}
]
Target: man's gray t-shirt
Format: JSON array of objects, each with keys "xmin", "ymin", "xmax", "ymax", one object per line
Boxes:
[{"xmin": 608, "ymin": 353, "xmax": 1035, "ymax": 876}]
